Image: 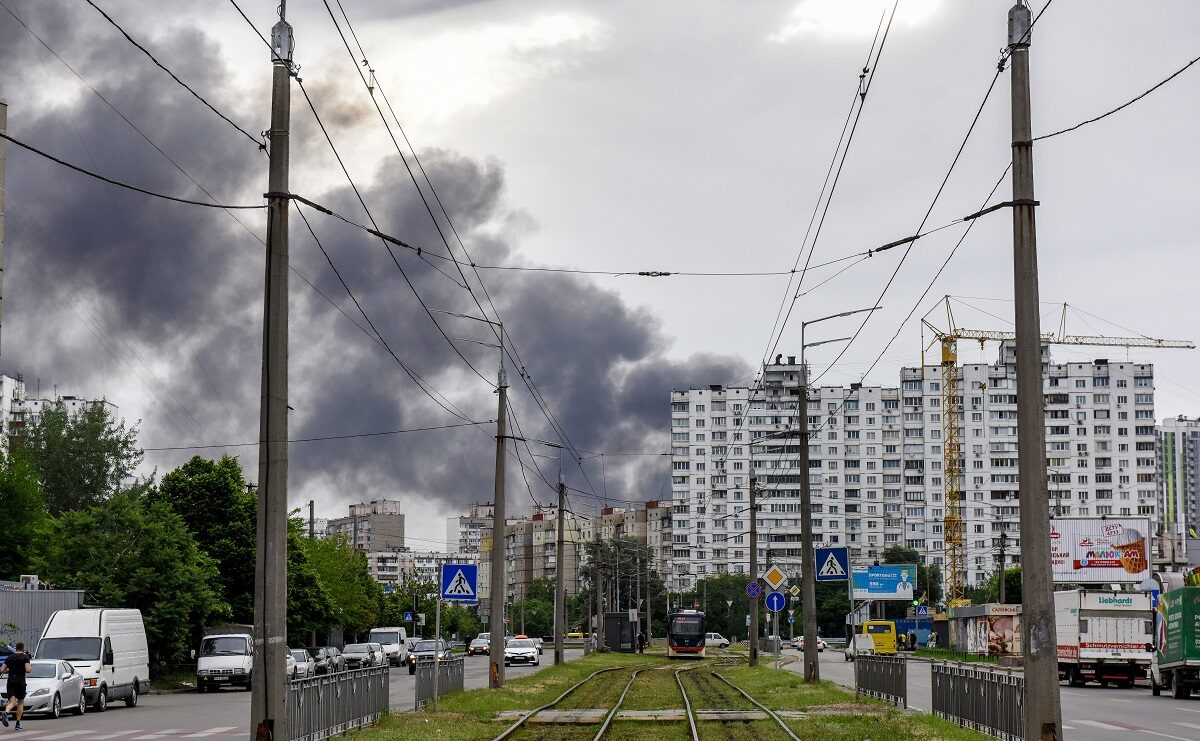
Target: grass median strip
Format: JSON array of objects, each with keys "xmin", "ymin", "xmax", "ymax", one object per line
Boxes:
[{"xmin": 783, "ymin": 711, "xmax": 991, "ymax": 741}]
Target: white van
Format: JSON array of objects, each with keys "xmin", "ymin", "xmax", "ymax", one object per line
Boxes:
[
  {"xmin": 34, "ymin": 609, "xmax": 149, "ymax": 711},
  {"xmin": 195, "ymin": 633, "xmax": 254, "ymax": 692},
  {"xmin": 368, "ymin": 627, "xmax": 409, "ymax": 667}
]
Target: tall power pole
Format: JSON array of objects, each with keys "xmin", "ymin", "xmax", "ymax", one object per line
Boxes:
[
  {"xmin": 0, "ymin": 100, "xmax": 7, "ymax": 360},
  {"xmin": 488, "ymin": 351, "xmax": 508, "ymax": 688},
  {"xmin": 998, "ymin": 530, "xmax": 1008, "ymax": 605},
  {"xmin": 308, "ymin": 499, "xmax": 315, "ymax": 538},
  {"xmin": 749, "ymin": 476, "xmax": 759, "ymax": 667},
  {"xmin": 1008, "ymin": 3, "xmax": 1062, "ymax": 739},
  {"xmin": 798, "ymin": 366, "xmax": 818, "ymax": 681},
  {"xmin": 252, "ymin": 10, "xmax": 293, "ymax": 740},
  {"xmin": 554, "ymin": 471, "xmax": 566, "ymax": 664},
  {"xmin": 595, "ymin": 516, "xmax": 604, "ymax": 650}
]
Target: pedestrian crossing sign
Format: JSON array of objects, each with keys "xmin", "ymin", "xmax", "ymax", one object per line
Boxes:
[
  {"xmin": 440, "ymin": 563, "xmax": 478, "ymax": 601},
  {"xmin": 815, "ymin": 546, "xmax": 850, "ymax": 582}
]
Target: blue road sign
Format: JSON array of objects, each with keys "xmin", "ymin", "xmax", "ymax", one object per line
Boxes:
[
  {"xmin": 916, "ymin": 605, "xmax": 930, "ymax": 617},
  {"xmin": 440, "ymin": 563, "xmax": 478, "ymax": 602},
  {"xmin": 746, "ymin": 582, "xmax": 762, "ymax": 599},
  {"xmin": 815, "ymin": 546, "xmax": 850, "ymax": 583},
  {"xmin": 788, "ymin": 615, "xmax": 794, "ymax": 624},
  {"xmin": 403, "ymin": 611, "xmax": 414, "ymax": 623},
  {"xmin": 765, "ymin": 591, "xmax": 786, "ymax": 613}
]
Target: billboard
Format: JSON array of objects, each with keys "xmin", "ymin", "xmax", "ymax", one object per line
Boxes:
[
  {"xmin": 1050, "ymin": 517, "xmax": 1150, "ymax": 583},
  {"xmin": 851, "ymin": 564, "xmax": 918, "ymax": 600}
]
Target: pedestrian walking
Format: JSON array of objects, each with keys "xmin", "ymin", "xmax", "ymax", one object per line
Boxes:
[
  {"xmin": 590, "ymin": 631, "xmax": 598, "ymax": 652},
  {"xmin": 1, "ymin": 641, "xmax": 31, "ymax": 731},
  {"xmin": 636, "ymin": 630, "xmax": 647, "ymax": 654}
]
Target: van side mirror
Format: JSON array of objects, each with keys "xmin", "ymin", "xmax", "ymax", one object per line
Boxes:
[{"xmin": 190, "ymin": 649, "xmax": 196, "ymax": 659}]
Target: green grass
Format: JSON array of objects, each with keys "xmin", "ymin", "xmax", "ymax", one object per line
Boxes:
[
  {"xmin": 715, "ymin": 664, "xmax": 872, "ymax": 711},
  {"xmin": 913, "ymin": 648, "xmax": 1000, "ymax": 665},
  {"xmin": 784, "ymin": 710, "xmax": 991, "ymax": 741},
  {"xmin": 150, "ymin": 668, "xmax": 196, "ymax": 692},
  {"xmin": 619, "ymin": 666, "xmax": 686, "ymax": 711}
]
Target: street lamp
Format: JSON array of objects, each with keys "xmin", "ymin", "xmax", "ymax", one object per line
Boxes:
[{"xmin": 796, "ymin": 305, "xmax": 880, "ymax": 683}]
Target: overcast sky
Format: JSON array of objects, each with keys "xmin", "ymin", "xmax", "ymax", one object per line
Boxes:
[{"xmin": 1, "ymin": 0, "xmax": 1197, "ymax": 548}]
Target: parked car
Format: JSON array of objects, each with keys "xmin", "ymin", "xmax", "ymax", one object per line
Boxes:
[
  {"xmin": 0, "ymin": 659, "xmax": 86, "ymax": 719},
  {"xmin": 285, "ymin": 651, "xmax": 296, "ymax": 679},
  {"xmin": 325, "ymin": 646, "xmax": 346, "ymax": 673},
  {"xmin": 36, "ymin": 608, "xmax": 150, "ymax": 710},
  {"xmin": 407, "ymin": 640, "xmax": 453, "ymax": 675},
  {"xmin": 504, "ymin": 638, "xmax": 540, "ymax": 667},
  {"xmin": 844, "ymin": 634, "xmax": 876, "ymax": 662},
  {"xmin": 289, "ymin": 649, "xmax": 315, "ymax": 679},
  {"xmin": 792, "ymin": 636, "xmax": 828, "ymax": 652},
  {"xmin": 705, "ymin": 632, "xmax": 731, "ymax": 648},
  {"xmin": 343, "ymin": 643, "xmax": 379, "ymax": 669},
  {"xmin": 306, "ymin": 647, "xmax": 331, "ymax": 675},
  {"xmin": 194, "ymin": 633, "xmax": 254, "ymax": 693},
  {"xmin": 468, "ymin": 633, "xmax": 491, "ymax": 656}
]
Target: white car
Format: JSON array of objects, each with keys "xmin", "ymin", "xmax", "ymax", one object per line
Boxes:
[
  {"xmin": 289, "ymin": 649, "xmax": 315, "ymax": 679},
  {"xmin": 0, "ymin": 660, "xmax": 86, "ymax": 719},
  {"xmin": 285, "ymin": 651, "xmax": 296, "ymax": 679},
  {"xmin": 705, "ymin": 632, "xmax": 731, "ymax": 648},
  {"xmin": 504, "ymin": 638, "xmax": 540, "ymax": 667}
]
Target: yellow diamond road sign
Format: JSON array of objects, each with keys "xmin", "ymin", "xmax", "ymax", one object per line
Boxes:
[
  {"xmin": 763, "ymin": 565, "xmax": 787, "ymax": 591},
  {"xmin": 790, "ymin": 584, "xmax": 801, "ymax": 597}
]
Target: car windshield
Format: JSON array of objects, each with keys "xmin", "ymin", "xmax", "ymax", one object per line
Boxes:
[
  {"xmin": 414, "ymin": 641, "xmax": 444, "ymax": 652},
  {"xmin": 290, "ymin": 650, "xmax": 307, "ymax": 661},
  {"xmin": 307, "ymin": 648, "xmax": 324, "ymax": 659},
  {"xmin": 201, "ymin": 637, "xmax": 250, "ymax": 656},
  {"xmin": 28, "ymin": 663, "xmax": 59, "ymax": 679},
  {"xmin": 35, "ymin": 637, "xmax": 101, "ymax": 662},
  {"xmin": 508, "ymin": 639, "xmax": 535, "ymax": 648},
  {"xmin": 344, "ymin": 644, "xmax": 369, "ymax": 653},
  {"xmin": 369, "ymin": 631, "xmax": 399, "ymax": 645}
]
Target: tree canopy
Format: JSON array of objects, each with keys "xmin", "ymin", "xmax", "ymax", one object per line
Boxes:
[
  {"xmin": 13, "ymin": 399, "xmax": 141, "ymax": 514},
  {"xmin": 0, "ymin": 454, "xmax": 48, "ymax": 580}
]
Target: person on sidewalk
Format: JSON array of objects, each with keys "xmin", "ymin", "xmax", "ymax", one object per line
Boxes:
[
  {"xmin": 1, "ymin": 641, "xmax": 31, "ymax": 731},
  {"xmin": 636, "ymin": 631, "xmax": 647, "ymax": 653}
]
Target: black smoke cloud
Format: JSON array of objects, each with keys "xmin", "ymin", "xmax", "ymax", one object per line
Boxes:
[{"xmin": 0, "ymin": 1, "xmax": 747, "ymax": 518}]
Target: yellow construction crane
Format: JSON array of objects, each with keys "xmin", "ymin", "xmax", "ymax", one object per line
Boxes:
[{"xmin": 921, "ymin": 296, "xmax": 1194, "ymax": 608}]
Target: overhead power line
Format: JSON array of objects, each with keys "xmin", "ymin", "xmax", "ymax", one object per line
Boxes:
[
  {"xmin": 0, "ymin": 132, "xmax": 263, "ymax": 209},
  {"xmin": 144, "ymin": 420, "xmax": 490, "ymax": 451},
  {"xmin": 82, "ymin": 0, "xmax": 264, "ymax": 149},
  {"xmin": 1035, "ymin": 50, "xmax": 1200, "ymax": 141}
]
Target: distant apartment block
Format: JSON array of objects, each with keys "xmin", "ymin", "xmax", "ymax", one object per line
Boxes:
[
  {"xmin": 446, "ymin": 503, "xmax": 494, "ymax": 554},
  {"xmin": 328, "ymin": 499, "xmax": 406, "ymax": 552},
  {"xmin": 1158, "ymin": 416, "xmax": 1200, "ymax": 565}
]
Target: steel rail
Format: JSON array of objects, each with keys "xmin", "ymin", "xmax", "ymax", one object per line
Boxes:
[
  {"xmin": 674, "ymin": 664, "xmax": 703, "ymax": 741},
  {"xmin": 491, "ymin": 666, "xmax": 624, "ymax": 741},
  {"xmin": 711, "ymin": 669, "xmax": 802, "ymax": 741}
]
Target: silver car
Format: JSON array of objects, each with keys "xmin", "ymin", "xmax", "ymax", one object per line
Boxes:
[
  {"xmin": 0, "ymin": 660, "xmax": 86, "ymax": 719},
  {"xmin": 289, "ymin": 649, "xmax": 315, "ymax": 679}
]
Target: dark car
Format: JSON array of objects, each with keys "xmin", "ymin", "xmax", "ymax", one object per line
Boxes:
[
  {"xmin": 325, "ymin": 646, "xmax": 346, "ymax": 673},
  {"xmin": 407, "ymin": 640, "xmax": 452, "ymax": 675},
  {"xmin": 306, "ymin": 647, "xmax": 332, "ymax": 675},
  {"xmin": 342, "ymin": 643, "xmax": 379, "ymax": 669}
]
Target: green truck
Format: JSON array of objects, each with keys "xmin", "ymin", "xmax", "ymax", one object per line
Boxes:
[{"xmin": 1151, "ymin": 587, "xmax": 1200, "ymax": 698}]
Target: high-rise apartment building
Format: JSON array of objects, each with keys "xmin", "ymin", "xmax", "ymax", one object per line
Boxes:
[
  {"xmin": 668, "ymin": 347, "xmax": 1157, "ymax": 592},
  {"xmin": 446, "ymin": 503, "xmax": 494, "ymax": 555},
  {"xmin": 477, "ymin": 508, "xmax": 591, "ymax": 619},
  {"xmin": 1158, "ymin": 416, "xmax": 1200, "ymax": 566},
  {"xmin": 328, "ymin": 500, "xmax": 406, "ymax": 552}
]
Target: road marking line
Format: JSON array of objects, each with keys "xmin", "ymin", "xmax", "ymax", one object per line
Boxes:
[
  {"xmin": 1075, "ymin": 720, "xmax": 1133, "ymax": 730},
  {"xmin": 1139, "ymin": 731, "xmax": 1197, "ymax": 741},
  {"xmin": 1178, "ymin": 708, "xmax": 1200, "ymax": 714},
  {"xmin": 132, "ymin": 731, "xmax": 186, "ymax": 739},
  {"xmin": 1062, "ymin": 726, "xmax": 1076, "ymax": 731},
  {"xmin": 91, "ymin": 733, "xmax": 145, "ymax": 740},
  {"xmin": 182, "ymin": 728, "xmax": 240, "ymax": 738},
  {"xmin": 34, "ymin": 732, "xmax": 91, "ymax": 740},
  {"xmin": 1171, "ymin": 722, "xmax": 1200, "ymax": 730}
]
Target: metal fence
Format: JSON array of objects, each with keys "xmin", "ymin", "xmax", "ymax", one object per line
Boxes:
[
  {"xmin": 931, "ymin": 661, "xmax": 1024, "ymax": 741},
  {"xmin": 854, "ymin": 654, "xmax": 907, "ymax": 708},
  {"xmin": 287, "ymin": 665, "xmax": 389, "ymax": 741},
  {"xmin": 415, "ymin": 656, "xmax": 465, "ymax": 709}
]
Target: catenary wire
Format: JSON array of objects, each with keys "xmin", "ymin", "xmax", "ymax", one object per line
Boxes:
[
  {"xmin": 82, "ymin": 0, "xmax": 264, "ymax": 149},
  {"xmin": 144, "ymin": 420, "xmax": 489, "ymax": 451},
  {"xmin": 0, "ymin": 132, "xmax": 263, "ymax": 209}
]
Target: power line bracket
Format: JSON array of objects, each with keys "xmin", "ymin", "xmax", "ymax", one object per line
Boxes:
[{"xmin": 961, "ymin": 199, "xmax": 1039, "ymax": 221}]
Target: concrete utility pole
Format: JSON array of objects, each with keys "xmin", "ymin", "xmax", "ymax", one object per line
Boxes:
[
  {"xmin": 252, "ymin": 10, "xmax": 293, "ymax": 740},
  {"xmin": 0, "ymin": 100, "xmax": 7, "ymax": 360},
  {"xmin": 488, "ymin": 341, "xmax": 508, "ymax": 688},
  {"xmin": 798, "ymin": 364, "xmax": 819, "ymax": 681},
  {"xmin": 998, "ymin": 530, "xmax": 1008, "ymax": 605},
  {"xmin": 308, "ymin": 499, "xmax": 315, "ymax": 538},
  {"xmin": 554, "ymin": 471, "xmax": 566, "ymax": 665},
  {"xmin": 1008, "ymin": 3, "xmax": 1063, "ymax": 738},
  {"xmin": 595, "ymin": 518, "xmax": 605, "ymax": 651},
  {"xmin": 645, "ymin": 565, "xmax": 652, "ymax": 647},
  {"xmin": 749, "ymin": 476, "xmax": 759, "ymax": 667}
]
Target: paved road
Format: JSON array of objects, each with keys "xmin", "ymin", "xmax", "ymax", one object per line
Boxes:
[
  {"xmin": 5, "ymin": 649, "xmax": 584, "ymax": 739},
  {"xmin": 790, "ymin": 649, "xmax": 1200, "ymax": 741}
]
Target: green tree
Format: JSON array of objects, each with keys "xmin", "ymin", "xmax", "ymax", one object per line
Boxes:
[
  {"xmin": 379, "ymin": 574, "xmax": 439, "ymax": 638},
  {"xmin": 150, "ymin": 456, "xmax": 256, "ymax": 622},
  {"xmin": 971, "ymin": 567, "xmax": 1022, "ymax": 605},
  {"xmin": 301, "ymin": 531, "xmax": 382, "ymax": 638},
  {"xmin": 288, "ymin": 522, "xmax": 335, "ymax": 644},
  {"xmin": 14, "ymin": 399, "xmax": 142, "ymax": 514},
  {"xmin": 36, "ymin": 493, "xmax": 228, "ymax": 662},
  {"xmin": 510, "ymin": 598, "xmax": 553, "ymax": 638},
  {"xmin": 0, "ymin": 454, "xmax": 49, "ymax": 580}
]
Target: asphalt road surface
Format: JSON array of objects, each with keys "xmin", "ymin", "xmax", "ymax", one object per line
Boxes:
[
  {"xmin": 4, "ymin": 649, "xmax": 584, "ymax": 739},
  {"xmin": 798, "ymin": 648, "xmax": 1200, "ymax": 741}
]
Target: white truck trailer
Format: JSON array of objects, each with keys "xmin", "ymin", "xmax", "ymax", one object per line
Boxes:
[{"xmin": 1055, "ymin": 589, "xmax": 1153, "ymax": 688}]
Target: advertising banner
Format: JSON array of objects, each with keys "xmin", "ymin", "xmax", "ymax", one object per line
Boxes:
[
  {"xmin": 851, "ymin": 564, "xmax": 917, "ymax": 600},
  {"xmin": 1050, "ymin": 517, "xmax": 1151, "ymax": 583}
]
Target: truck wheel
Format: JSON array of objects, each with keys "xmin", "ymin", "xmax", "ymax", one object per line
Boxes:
[
  {"xmin": 125, "ymin": 681, "xmax": 138, "ymax": 707},
  {"xmin": 95, "ymin": 687, "xmax": 108, "ymax": 712},
  {"xmin": 1173, "ymin": 675, "xmax": 1189, "ymax": 699},
  {"xmin": 1069, "ymin": 668, "xmax": 1085, "ymax": 687}
]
